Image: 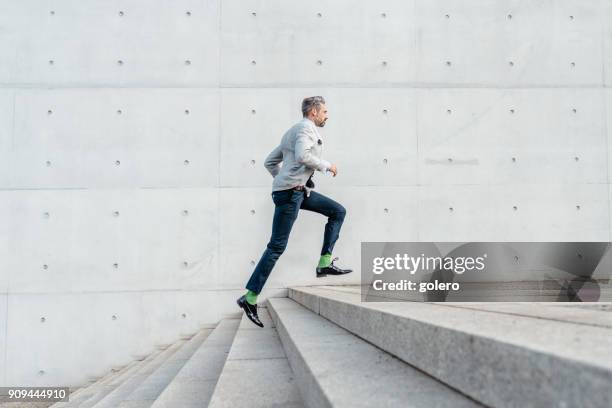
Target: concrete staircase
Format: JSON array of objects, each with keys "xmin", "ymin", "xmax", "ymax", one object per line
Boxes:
[
  {"xmin": 286, "ymin": 285, "xmax": 612, "ymax": 408},
  {"xmin": 51, "ymin": 285, "xmax": 612, "ymax": 407}
]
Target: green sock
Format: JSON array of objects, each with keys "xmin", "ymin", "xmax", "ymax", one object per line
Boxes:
[
  {"xmin": 245, "ymin": 290, "xmax": 258, "ymax": 305},
  {"xmin": 318, "ymin": 253, "xmax": 332, "ymax": 268}
]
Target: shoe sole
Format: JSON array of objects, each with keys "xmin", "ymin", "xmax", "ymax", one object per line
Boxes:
[{"xmin": 316, "ymin": 271, "xmax": 353, "ymax": 278}]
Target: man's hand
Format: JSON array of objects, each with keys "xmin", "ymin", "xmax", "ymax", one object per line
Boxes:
[{"xmin": 328, "ymin": 164, "xmax": 338, "ymax": 177}]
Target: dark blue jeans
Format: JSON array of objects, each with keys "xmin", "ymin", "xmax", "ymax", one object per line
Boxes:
[{"xmin": 246, "ymin": 188, "xmax": 347, "ymax": 294}]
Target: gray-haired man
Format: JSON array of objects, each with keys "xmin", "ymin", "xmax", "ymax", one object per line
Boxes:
[{"xmin": 237, "ymin": 96, "xmax": 353, "ymax": 327}]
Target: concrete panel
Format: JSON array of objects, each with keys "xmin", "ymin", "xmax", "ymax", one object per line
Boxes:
[
  {"xmin": 8, "ymin": 188, "xmax": 217, "ymax": 293},
  {"xmin": 219, "ymin": 89, "xmax": 296, "ymax": 187},
  {"xmin": 0, "ymin": 90, "xmax": 14, "ymax": 188},
  {"xmin": 2, "ymin": 1, "xmax": 219, "ymax": 86},
  {"xmin": 416, "ymin": 0, "xmax": 603, "ymax": 86},
  {"xmin": 11, "ymin": 89, "xmax": 218, "ymax": 189},
  {"xmin": 313, "ymin": 88, "xmax": 418, "ymax": 187},
  {"xmin": 602, "ymin": 1, "xmax": 612, "ymax": 85},
  {"xmin": 220, "ymin": 0, "xmax": 417, "ymax": 86},
  {"xmin": 0, "ymin": 192, "xmax": 11, "ymax": 294},
  {"xmin": 4, "ymin": 290, "xmax": 218, "ymax": 388},
  {"xmin": 605, "ymin": 90, "xmax": 612, "ymax": 183},
  {"xmin": 221, "ymin": 88, "xmax": 417, "ymax": 187},
  {"xmin": 418, "ymin": 183, "xmax": 610, "ymax": 242},
  {"xmin": 418, "ymin": 89, "xmax": 606, "ymax": 185}
]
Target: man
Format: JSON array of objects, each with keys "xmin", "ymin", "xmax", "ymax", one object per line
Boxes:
[{"xmin": 237, "ymin": 96, "xmax": 353, "ymax": 327}]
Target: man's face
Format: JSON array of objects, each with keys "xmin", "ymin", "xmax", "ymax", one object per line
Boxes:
[{"xmin": 313, "ymin": 104, "xmax": 328, "ymax": 127}]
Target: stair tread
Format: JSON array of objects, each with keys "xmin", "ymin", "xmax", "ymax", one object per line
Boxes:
[
  {"xmin": 117, "ymin": 329, "xmax": 212, "ymax": 407},
  {"xmin": 91, "ymin": 340, "xmax": 187, "ymax": 408},
  {"xmin": 208, "ymin": 309, "xmax": 304, "ymax": 408},
  {"xmin": 291, "ymin": 286, "xmax": 612, "ymax": 367},
  {"xmin": 150, "ymin": 319, "xmax": 240, "ymax": 408}
]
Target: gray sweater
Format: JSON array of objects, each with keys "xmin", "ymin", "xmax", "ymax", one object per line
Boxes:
[{"xmin": 264, "ymin": 117, "xmax": 332, "ymax": 197}]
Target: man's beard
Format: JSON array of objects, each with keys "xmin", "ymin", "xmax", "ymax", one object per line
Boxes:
[{"xmin": 318, "ymin": 120, "xmax": 326, "ymax": 127}]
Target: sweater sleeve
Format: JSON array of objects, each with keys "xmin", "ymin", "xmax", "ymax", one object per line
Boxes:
[{"xmin": 263, "ymin": 144, "xmax": 283, "ymax": 177}]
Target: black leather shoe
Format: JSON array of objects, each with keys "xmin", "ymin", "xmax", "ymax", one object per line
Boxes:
[
  {"xmin": 316, "ymin": 257, "xmax": 353, "ymax": 278},
  {"xmin": 236, "ymin": 295, "xmax": 264, "ymax": 328}
]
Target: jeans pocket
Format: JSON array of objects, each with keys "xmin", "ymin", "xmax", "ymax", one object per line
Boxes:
[{"xmin": 272, "ymin": 189, "xmax": 293, "ymax": 206}]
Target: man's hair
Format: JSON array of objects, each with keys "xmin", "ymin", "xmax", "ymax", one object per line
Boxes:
[{"xmin": 301, "ymin": 96, "xmax": 326, "ymax": 117}]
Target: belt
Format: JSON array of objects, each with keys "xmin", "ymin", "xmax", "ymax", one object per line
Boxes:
[{"xmin": 292, "ymin": 185, "xmax": 305, "ymax": 191}]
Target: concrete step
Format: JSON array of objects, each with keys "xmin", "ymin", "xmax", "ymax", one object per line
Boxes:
[
  {"xmin": 92, "ymin": 339, "xmax": 188, "ymax": 408},
  {"xmin": 76, "ymin": 356, "xmax": 155, "ymax": 408},
  {"xmin": 208, "ymin": 308, "xmax": 304, "ymax": 408},
  {"xmin": 76, "ymin": 352, "xmax": 164, "ymax": 408},
  {"xmin": 51, "ymin": 352, "xmax": 160, "ymax": 408},
  {"xmin": 150, "ymin": 318, "xmax": 240, "ymax": 408},
  {"xmin": 117, "ymin": 329, "xmax": 213, "ymax": 408},
  {"xmin": 288, "ymin": 285, "xmax": 612, "ymax": 408},
  {"xmin": 267, "ymin": 297, "xmax": 480, "ymax": 408}
]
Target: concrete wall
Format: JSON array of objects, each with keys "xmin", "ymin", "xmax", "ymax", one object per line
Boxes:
[{"xmin": 1, "ymin": 0, "xmax": 611, "ymax": 387}]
